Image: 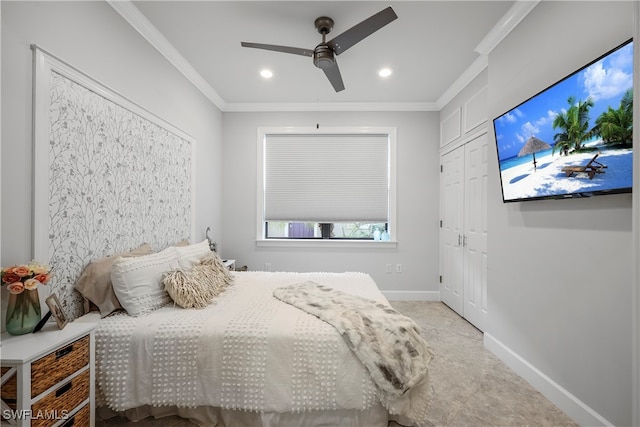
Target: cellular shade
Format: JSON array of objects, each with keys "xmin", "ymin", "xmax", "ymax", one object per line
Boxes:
[{"xmin": 264, "ymin": 133, "xmax": 389, "ymax": 222}]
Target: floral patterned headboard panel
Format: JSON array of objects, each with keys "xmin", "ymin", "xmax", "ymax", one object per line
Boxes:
[{"xmin": 32, "ymin": 46, "xmax": 195, "ymax": 320}]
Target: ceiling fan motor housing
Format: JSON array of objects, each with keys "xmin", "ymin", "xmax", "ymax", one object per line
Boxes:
[{"xmin": 313, "ymin": 45, "xmax": 335, "ymax": 69}]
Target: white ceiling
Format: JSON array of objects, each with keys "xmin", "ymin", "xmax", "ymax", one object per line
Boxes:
[{"xmin": 113, "ymin": 1, "xmax": 537, "ymax": 111}]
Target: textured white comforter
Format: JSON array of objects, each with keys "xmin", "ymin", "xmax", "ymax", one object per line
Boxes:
[
  {"xmin": 95, "ymin": 272, "xmax": 385, "ymax": 415},
  {"xmin": 274, "ymin": 282, "xmax": 432, "ymax": 425}
]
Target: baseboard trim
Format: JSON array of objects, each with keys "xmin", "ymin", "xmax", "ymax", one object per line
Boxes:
[
  {"xmin": 382, "ymin": 290, "xmax": 440, "ymax": 301},
  {"xmin": 484, "ymin": 332, "xmax": 614, "ymax": 427}
]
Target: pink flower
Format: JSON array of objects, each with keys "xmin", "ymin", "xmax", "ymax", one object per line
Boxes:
[
  {"xmin": 34, "ymin": 274, "xmax": 50, "ymax": 284},
  {"xmin": 2, "ymin": 272, "xmax": 20, "ymax": 284},
  {"xmin": 13, "ymin": 266, "xmax": 31, "ymax": 277},
  {"xmin": 7, "ymin": 282, "xmax": 25, "ymax": 294}
]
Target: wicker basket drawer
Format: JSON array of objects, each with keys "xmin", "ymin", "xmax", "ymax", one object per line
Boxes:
[
  {"xmin": 31, "ymin": 335, "xmax": 89, "ymax": 397},
  {"xmin": 58, "ymin": 403, "xmax": 90, "ymax": 427},
  {"xmin": 1, "ymin": 367, "xmax": 17, "ymax": 410},
  {"xmin": 31, "ymin": 369, "xmax": 90, "ymax": 427}
]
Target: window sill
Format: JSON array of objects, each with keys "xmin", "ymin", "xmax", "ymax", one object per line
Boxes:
[{"xmin": 255, "ymin": 239, "xmax": 398, "ymax": 249}]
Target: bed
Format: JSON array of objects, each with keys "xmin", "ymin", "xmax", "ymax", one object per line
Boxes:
[
  {"xmin": 32, "ymin": 50, "xmax": 432, "ymax": 427},
  {"xmin": 74, "ymin": 242, "xmax": 432, "ymax": 427}
]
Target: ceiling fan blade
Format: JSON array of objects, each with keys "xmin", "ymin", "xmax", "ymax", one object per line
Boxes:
[
  {"xmin": 241, "ymin": 42, "xmax": 313, "ymax": 57},
  {"xmin": 327, "ymin": 7, "xmax": 398, "ymax": 55},
  {"xmin": 322, "ymin": 61, "xmax": 345, "ymax": 92}
]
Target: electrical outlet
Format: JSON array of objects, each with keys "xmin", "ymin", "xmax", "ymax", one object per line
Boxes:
[
  {"xmin": 395, "ymin": 264, "xmax": 402, "ymax": 273},
  {"xmin": 264, "ymin": 262, "xmax": 271, "ymax": 271},
  {"xmin": 385, "ymin": 264, "xmax": 392, "ymax": 273}
]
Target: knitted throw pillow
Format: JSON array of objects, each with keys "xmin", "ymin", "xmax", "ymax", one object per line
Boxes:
[
  {"xmin": 163, "ymin": 253, "xmax": 233, "ymax": 308},
  {"xmin": 199, "ymin": 252, "xmax": 234, "ymax": 285}
]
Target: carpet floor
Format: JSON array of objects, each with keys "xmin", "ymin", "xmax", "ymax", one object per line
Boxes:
[{"xmin": 97, "ymin": 301, "xmax": 577, "ymax": 426}]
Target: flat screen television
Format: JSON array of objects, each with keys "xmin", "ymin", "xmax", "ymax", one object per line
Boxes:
[{"xmin": 493, "ymin": 38, "xmax": 634, "ymax": 203}]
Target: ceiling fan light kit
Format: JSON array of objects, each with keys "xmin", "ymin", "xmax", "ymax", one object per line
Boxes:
[{"xmin": 241, "ymin": 6, "xmax": 398, "ymax": 92}]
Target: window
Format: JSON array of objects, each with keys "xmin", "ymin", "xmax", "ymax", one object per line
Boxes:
[
  {"xmin": 256, "ymin": 127, "xmax": 396, "ymax": 245},
  {"xmin": 266, "ymin": 222, "xmax": 389, "ymax": 239}
]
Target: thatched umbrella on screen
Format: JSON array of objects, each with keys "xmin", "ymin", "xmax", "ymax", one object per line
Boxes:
[{"xmin": 518, "ymin": 136, "xmax": 551, "ymax": 171}]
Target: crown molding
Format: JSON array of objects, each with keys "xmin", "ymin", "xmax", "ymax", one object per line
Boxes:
[
  {"xmin": 224, "ymin": 101, "xmax": 437, "ymax": 112},
  {"xmin": 110, "ymin": 0, "xmax": 537, "ymax": 113},
  {"xmin": 107, "ymin": 0, "xmax": 228, "ymax": 111},
  {"xmin": 474, "ymin": 0, "xmax": 540, "ymax": 56},
  {"xmin": 437, "ymin": 0, "xmax": 539, "ymax": 109},
  {"xmin": 436, "ymin": 54, "xmax": 488, "ymax": 110}
]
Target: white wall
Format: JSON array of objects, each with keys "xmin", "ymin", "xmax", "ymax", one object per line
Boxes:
[
  {"xmin": 486, "ymin": 2, "xmax": 634, "ymax": 425},
  {"xmin": 221, "ymin": 111, "xmax": 440, "ymax": 298},
  {"xmin": 1, "ymin": 1, "xmax": 222, "ymax": 320}
]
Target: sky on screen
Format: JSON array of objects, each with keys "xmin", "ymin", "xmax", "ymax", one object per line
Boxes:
[{"xmin": 494, "ymin": 41, "xmax": 634, "ymax": 161}]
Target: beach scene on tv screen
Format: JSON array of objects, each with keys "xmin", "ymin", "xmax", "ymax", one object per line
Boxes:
[{"xmin": 494, "ymin": 40, "xmax": 633, "ymax": 202}]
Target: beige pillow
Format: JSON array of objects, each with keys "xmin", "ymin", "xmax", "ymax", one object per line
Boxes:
[
  {"xmin": 74, "ymin": 244, "xmax": 153, "ymax": 317},
  {"xmin": 163, "ymin": 252, "xmax": 233, "ymax": 309}
]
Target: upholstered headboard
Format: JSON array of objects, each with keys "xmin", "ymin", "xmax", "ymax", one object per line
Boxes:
[{"xmin": 32, "ymin": 46, "xmax": 196, "ymax": 320}]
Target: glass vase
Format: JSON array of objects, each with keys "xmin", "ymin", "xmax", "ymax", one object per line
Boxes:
[{"xmin": 5, "ymin": 288, "xmax": 41, "ymax": 335}]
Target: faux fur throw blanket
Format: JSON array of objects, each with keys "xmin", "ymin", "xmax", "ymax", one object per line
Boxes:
[{"xmin": 273, "ymin": 282, "xmax": 433, "ymax": 425}]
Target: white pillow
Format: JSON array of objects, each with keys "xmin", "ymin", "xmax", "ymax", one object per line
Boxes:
[
  {"xmin": 174, "ymin": 239, "xmax": 212, "ymax": 269},
  {"xmin": 111, "ymin": 246, "xmax": 179, "ymax": 316}
]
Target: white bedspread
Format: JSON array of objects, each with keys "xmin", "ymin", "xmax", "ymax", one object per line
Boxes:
[
  {"xmin": 274, "ymin": 282, "xmax": 432, "ymax": 425},
  {"xmin": 95, "ymin": 271, "xmax": 386, "ymax": 415}
]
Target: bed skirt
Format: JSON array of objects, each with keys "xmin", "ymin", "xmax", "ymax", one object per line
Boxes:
[{"xmin": 97, "ymin": 404, "xmax": 391, "ymax": 427}]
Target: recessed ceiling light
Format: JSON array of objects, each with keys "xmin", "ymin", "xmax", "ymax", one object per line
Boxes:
[
  {"xmin": 260, "ymin": 69, "xmax": 273, "ymax": 79},
  {"xmin": 378, "ymin": 68, "xmax": 392, "ymax": 78}
]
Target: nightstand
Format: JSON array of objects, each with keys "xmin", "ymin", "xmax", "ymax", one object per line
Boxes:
[
  {"xmin": 222, "ymin": 259, "xmax": 236, "ymax": 271},
  {"xmin": 1, "ymin": 322, "xmax": 96, "ymax": 427}
]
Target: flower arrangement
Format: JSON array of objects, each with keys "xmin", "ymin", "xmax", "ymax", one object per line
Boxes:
[
  {"xmin": 1, "ymin": 262, "xmax": 51, "ymax": 293},
  {"xmin": 2, "ymin": 262, "xmax": 51, "ymax": 335}
]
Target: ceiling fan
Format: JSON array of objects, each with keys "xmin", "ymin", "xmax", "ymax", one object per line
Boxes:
[{"xmin": 241, "ymin": 6, "xmax": 398, "ymax": 92}]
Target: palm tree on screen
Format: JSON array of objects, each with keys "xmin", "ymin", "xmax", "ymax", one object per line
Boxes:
[
  {"xmin": 552, "ymin": 96, "xmax": 594, "ymax": 154},
  {"xmin": 594, "ymin": 89, "xmax": 633, "ymax": 146}
]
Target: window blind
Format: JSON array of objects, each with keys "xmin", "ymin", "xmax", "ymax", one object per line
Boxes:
[{"xmin": 264, "ymin": 133, "xmax": 389, "ymax": 223}]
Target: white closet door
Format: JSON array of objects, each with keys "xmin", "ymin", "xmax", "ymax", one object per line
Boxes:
[
  {"xmin": 439, "ymin": 145, "xmax": 465, "ymax": 315},
  {"xmin": 463, "ymin": 134, "xmax": 488, "ymax": 331}
]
